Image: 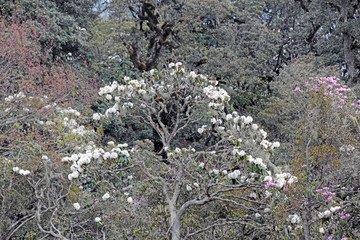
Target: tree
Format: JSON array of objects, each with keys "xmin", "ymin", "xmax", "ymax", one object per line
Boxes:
[
  {"xmin": 0, "ymin": 0, "xmax": 98, "ymax": 62},
  {"xmin": 83, "ymin": 63, "xmax": 295, "ymax": 239}
]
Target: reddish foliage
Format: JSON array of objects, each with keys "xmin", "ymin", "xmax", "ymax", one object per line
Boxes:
[{"xmin": 0, "ymin": 5, "xmax": 98, "ymax": 108}]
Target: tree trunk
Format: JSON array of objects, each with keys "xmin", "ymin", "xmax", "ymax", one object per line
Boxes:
[
  {"xmin": 171, "ymin": 215, "xmax": 181, "ymax": 240},
  {"xmin": 343, "ymin": 31, "xmax": 358, "ymax": 83},
  {"xmin": 301, "ymin": 208, "xmax": 310, "ymax": 240}
]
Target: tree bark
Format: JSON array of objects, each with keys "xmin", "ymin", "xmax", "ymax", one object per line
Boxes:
[{"xmin": 343, "ymin": 31, "xmax": 358, "ymax": 83}]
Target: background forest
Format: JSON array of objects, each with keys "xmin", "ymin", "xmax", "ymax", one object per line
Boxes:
[{"xmin": 1, "ymin": 0, "xmax": 360, "ymax": 239}]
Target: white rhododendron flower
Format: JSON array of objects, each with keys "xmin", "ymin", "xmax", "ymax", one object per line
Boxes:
[
  {"xmin": 94, "ymin": 217, "xmax": 101, "ymax": 222},
  {"xmin": 73, "ymin": 203, "xmax": 80, "ymax": 210},
  {"xmin": 19, "ymin": 169, "xmax": 31, "ymax": 175},
  {"xmin": 243, "ymin": 116, "xmax": 253, "ymax": 124},
  {"xmin": 102, "ymin": 192, "xmax": 110, "ymax": 200},
  {"xmin": 186, "ymin": 185, "xmax": 192, "ymax": 191},
  {"xmin": 272, "ymin": 141, "xmax": 280, "ymax": 148},
  {"xmin": 330, "ymin": 206, "xmax": 341, "ymax": 212},
  {"xmin": 288, "ymin": 214, "xmax": 301, "ymax": 224},
  {"xmin": 127, "ymin": 197, "xmax": 133, "ymax": 204},
  {"xmin": 264, "ymin": 176, "xmax": 272, "ymax": 182},
  {"xmin": 199, "ymin": 162, "xmax": 205, "ymax": 168}
]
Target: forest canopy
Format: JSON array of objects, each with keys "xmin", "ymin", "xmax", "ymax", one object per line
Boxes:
[{"xmin": 1, "ymin": 0, "xmax": 360, "ymax": 239}]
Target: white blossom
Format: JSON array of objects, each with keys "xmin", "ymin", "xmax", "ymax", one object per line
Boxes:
[
  {"xmin": 73, "ymin": 203, "xmax": 80, "ymax": 210},
  {"xmin": 93, "ymin": 113, "xmax": 101, "ymax": 120},
  {"xmin": 102, "ymin": 192, "xmax": 110, "ymax": 200}
]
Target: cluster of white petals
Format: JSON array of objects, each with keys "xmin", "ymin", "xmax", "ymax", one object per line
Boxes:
[
  {"xmin": 4, "ymin": 92, "xmax": 26, "ymax": 102},
  {"xmin": 58, "ymin": 107, "xmax": 81, "ymax": 116},
  {"xmin": 287, "ymin": 214, "xmax": 301, "ymax": 224},
  {"xmin": 228, "ymin": 170, "xmax": 241, "ymax": 179},
  {"xmin": 274, "ymin": 173, "xmax": 298, "ymax": 188},
  {"xmin": 64, "ymin": 142, "xmax": 131, "ymax": 181},
  {"xmin": 318, "ymin": 206, "xmax": 341, "ymax": 218},
  {"xmin": 13, "ymin": 167, "xmax": 31, "ymax": 176},
  {"xmin": 102, "ymin": 192, "xmax": 110, "ymax": 200},
  {"xmin": 73, "ymin": 202, "xmax": 81, "ymax": 210}
]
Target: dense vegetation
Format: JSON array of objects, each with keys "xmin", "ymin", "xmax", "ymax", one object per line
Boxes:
[{"xmin": 1, "ymin": 0, "xmax": 360, "ymax": 239}]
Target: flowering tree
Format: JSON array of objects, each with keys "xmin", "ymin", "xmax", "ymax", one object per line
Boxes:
[
  {"xmin": 71, "ymin": 62, "xmax": 298, "ymax": 239},
  {"xmin": 0, "ymin": 9, "xmax": 98, "ymax": 238},
  {"xmin": 277, "ymin": 77, "xmax": 360, "ymax": 240}
]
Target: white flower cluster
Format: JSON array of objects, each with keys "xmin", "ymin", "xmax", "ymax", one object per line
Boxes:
[
  {"xmin": 63, "ymin": 143, "xmax": 130, "ymax": 181},
  {"xmin": 73, "ymin": 202, "xmax": 81, "ymax": 210},
  {"xmin": 248, "ymin": 156, "xmax": 267, "ymax": 169},
  {"xmin": 318, "ymin": 206, "xmax": 341, "ymax": 218},
  {"xmin": 260, "ymin": 139, "xmax": 280, "ymax": 150},
  {"xmin": 274, "ymin": 173, "xmax": 298, "ymax": 188},
  {"xmin": 99, "ymin": 78, "xmax": 146, "ymax": 98},
  {"xmin": 102, "ymin": 192, "xmax": 110, "ymax": 200},
  {"xmin": 209, "ymin": 169, "xmax": 220, "ymax": 175},
  {"xmin": 232, "ymin": 148, "xmax": 246, "ymax": 157},
  {"xmin": 204, "ymin": 85, "xmax": 230, "ymax": 110},
  {"xmin": 241, "ymin": 116, "xmax": 253, "ymax": 125},
  {"xmin": 287, "ymin": 214, "xmax": 301, "ymax": 224},
  {"xmin": 339, "ymin": 145, "xmax": 355, "ymax": 152},
  {"xmin": 12, "ymin": 167, "xmax": 31, "ymax": 176},
  {"xmin": 58, "ymin": 107, "xmax": 81, "ymax": 117},
  {"xmin": 4, "ymin": 92, "xmax": 26, "ymax": 102},
  {"xmin": 228, "ymin": 169, "xmax": 241, "ymax": 179},
  {"xmin": 197, "ymin": 125, "xmax": 207, "ymax": 134}
]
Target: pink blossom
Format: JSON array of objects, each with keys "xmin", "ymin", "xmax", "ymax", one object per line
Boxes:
[{"xmin": 294, "ymin": 87, "xmax": 301, "ymax": 92}]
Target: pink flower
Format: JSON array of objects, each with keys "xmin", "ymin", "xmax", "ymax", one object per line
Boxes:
[
  {"xmin": 294, "ymin": 87, "xmax": 301, "ymax": 92},
  {"xmin": 338, "ymin": 106, "xmax": 343, "ymax": 108},
  {"xmin": 341, "ymin": 216, "xmax": 346, "ymax": 220}
]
